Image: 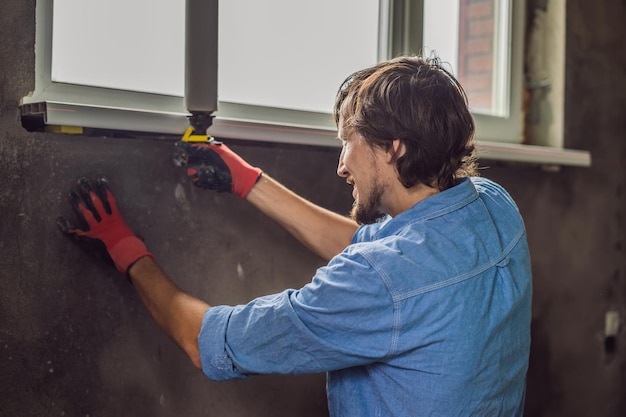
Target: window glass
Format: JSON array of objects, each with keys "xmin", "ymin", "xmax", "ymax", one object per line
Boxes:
[
  {"xmin": 219, "ymin": 0, "xmax": 380, "ymax": 113},
  {"xmin": 52, "ymin": 0, "xmax": 185, "ymax": 96}
]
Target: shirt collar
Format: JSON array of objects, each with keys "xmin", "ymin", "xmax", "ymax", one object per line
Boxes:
[{"xmin": 373, "ymin": 177, "xmax": 479, "ymax": 239}]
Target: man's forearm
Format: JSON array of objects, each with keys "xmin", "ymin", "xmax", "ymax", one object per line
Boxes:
[
  {"xmin": 128, "ymin": 256, "xmax": 209, "ymax": 369},
  {"xmin": 246, "ymin": 174, "xmax": 358, "ymax": 261}
]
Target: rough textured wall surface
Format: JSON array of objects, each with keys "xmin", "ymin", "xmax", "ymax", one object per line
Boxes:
[
  {"xmin": 1, "ymin": 0, "xmax": 624, "ymax": 416},
  {"xmin": 508, "ymin": 1, "xmax": 625, "ymax": 416}
]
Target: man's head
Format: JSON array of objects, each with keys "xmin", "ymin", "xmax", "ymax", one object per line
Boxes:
[{"xmin": 334, "ymin": 55, "xmax": 477, "ymax": 193}]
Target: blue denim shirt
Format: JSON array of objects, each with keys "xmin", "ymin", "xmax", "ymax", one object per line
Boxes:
[{"xmin": 198, "ymin": 177, "xmax": 532, "ymax": 417}]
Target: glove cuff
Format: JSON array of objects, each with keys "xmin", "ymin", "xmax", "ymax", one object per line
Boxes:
[
  {"xmin": 108, "ymin": 236, "xmax": 155, "ymax": 274},
  {"xmin": 236, "ymin": 168, "xmax": 263, "ymax": 199}
]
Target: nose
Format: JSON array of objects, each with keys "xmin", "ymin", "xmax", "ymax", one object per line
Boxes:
[{"xmin": 337, "ymin": 146, "xmax": 348, "ymax": 178}]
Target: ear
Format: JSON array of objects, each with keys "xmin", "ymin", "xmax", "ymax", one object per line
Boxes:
[{"xmin": 386, "ymin": 139, "xmax": 406, "ymax": 163}]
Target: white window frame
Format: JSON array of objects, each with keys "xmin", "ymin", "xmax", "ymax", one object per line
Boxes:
[
  {"xmin": 392, "ymin": 0, "xmax": 524, "ymax": 144},
  {"xmin": 21, "ymin": 0, "xmax": 591, "ymax": 167}
]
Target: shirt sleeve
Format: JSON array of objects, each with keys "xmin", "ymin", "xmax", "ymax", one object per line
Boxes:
[{"xmin": 198, "ymin": 246, "xmax": 395, "ymax": 381}]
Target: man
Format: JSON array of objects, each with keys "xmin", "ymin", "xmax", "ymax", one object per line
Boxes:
[{"xmin": 59, "ymin": 55, "xmax": 532, "ymax": 416}]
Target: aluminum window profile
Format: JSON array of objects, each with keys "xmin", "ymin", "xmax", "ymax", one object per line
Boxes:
[{"xmin": 388, "ymin": 0, "xmax": 424, "ymax": 57}]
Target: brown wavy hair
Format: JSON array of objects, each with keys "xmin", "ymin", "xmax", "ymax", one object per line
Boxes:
[{"xmin": 334, "ymin": 55, "xmax": 478, "ymax": 191}]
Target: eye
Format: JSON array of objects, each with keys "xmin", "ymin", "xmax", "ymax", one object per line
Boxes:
[{"xmin": 337, "ymin": 137, "xmax": 348, "ymax": 150}]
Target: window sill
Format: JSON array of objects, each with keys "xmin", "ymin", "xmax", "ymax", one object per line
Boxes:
[
  {"xmin": 475, "ymin": 140, "xmax": 591, "ymax": 168},
  {"xmin": 211, "ymin": 118, "xmax": 592, "ymax": 168}
]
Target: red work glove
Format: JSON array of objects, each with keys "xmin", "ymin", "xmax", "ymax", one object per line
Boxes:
[
  {"xmin": 57, "ymin": 176, "xmax": 154, "ymax": 275},
  {"xmin": 174, "ymin": 140, "xmax": 262, "ymax": 199}
]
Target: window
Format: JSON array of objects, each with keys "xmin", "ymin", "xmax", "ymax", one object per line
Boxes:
[
  {"xmin": 426, "ymin": 0, "xmax": 511, "ymax": 117},
  {"xmin": 420, "ymin": 0, "xmax": 523, "ymax": 144},
  {"xmin": 212, "ymin": 0, "xmax": 382, "ymax": 143},
  {"xmin": 21, "ymin": 0, "xmax": 591, "ymax": 166},
  {"xmin": 22, "ymin": 0, "xmax": 382, "ymax": 144}
]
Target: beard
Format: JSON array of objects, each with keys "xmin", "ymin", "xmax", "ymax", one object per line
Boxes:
[{"xmin": 350, "ymin": 181, "xmax": 386, "ymax": 225}]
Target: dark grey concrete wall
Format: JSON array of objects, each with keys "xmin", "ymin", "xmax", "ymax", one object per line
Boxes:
[{"xmin": 1, "ymin": 0, "xmax": 624, "ymax": 416}]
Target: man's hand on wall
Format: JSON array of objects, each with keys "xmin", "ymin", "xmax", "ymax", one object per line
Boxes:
[{"xmin": 57, "ymin": 176, "xmax": 154, "ymax": 275}]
